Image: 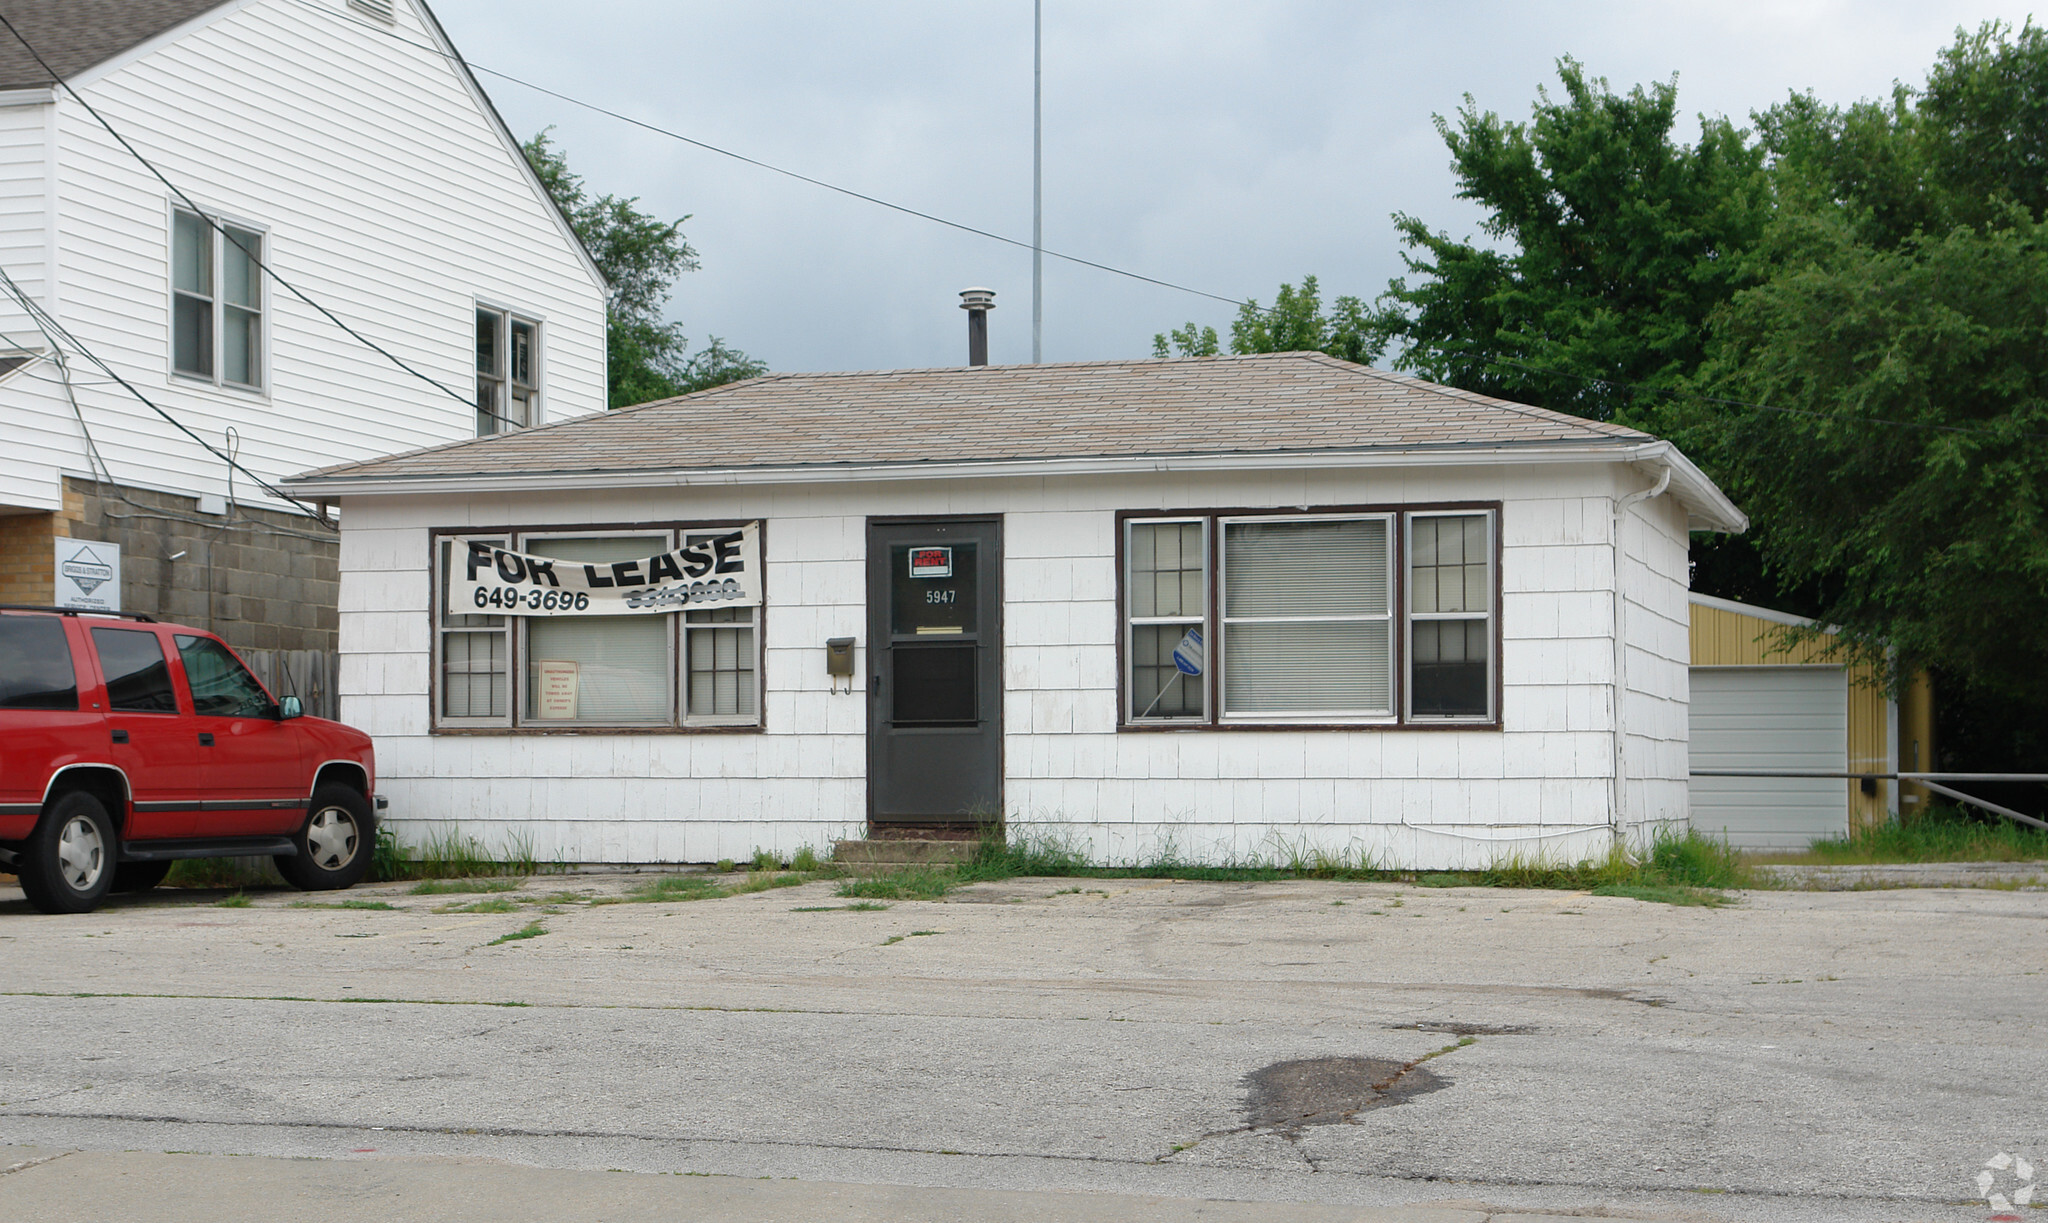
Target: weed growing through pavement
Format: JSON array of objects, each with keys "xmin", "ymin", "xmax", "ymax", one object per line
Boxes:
[
  {"xmin": 214, "ymin": 892, "xmax": 252, "ymax": 908},
  {"xmin": 488, "ymin": 921, "xmax": 546, "ymax": 945},
  {"xmin": 371, "ymin": 826, "xmax": 558, "ymax": 883},
  {"xmin": 410, "ymin": 878, "xmax": 524, "ymax": 896},
  {"xmin": 166, "ymin": 858, "xmax": 277, "ymax": 890}
]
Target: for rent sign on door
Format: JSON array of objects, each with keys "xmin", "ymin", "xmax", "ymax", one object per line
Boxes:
[{"xmin": 449, "ymin": 523, "xmax": 762, "ymax": 617}]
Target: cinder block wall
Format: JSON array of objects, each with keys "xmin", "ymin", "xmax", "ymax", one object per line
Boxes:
[{"xmin": 45, "ymin": 478, "xmax": 338, "ymax": 654}]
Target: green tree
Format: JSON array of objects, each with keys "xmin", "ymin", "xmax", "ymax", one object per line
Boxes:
[
  {"xmin": 523, "ymin": 130, "xmax": 765, "ymax": 406},
  {"xmin": 1376, "ymin": 59, "xmax": 1771, "ymax": 425},
  {"xmin": 1153, "ymin": 275, "xmax": 1382, "ymax": 363},
  {"xmin": 1691, "ymin": 212, "xmax": 2048, "ymax": 701}
]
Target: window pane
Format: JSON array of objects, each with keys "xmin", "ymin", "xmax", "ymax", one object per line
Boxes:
[
  {"xmin": 174, "ymin": 634, "xmax": 273, "ymax": 718},
  {"xmin": 223, "ymin": 305, "xmax": 259, "ymax": 386},
  {"xmin": 510, "ymin": 319, "xmax": 534, "ymax": 386},
  {"xmin": 475, "ymin": 309, "xmax": 500, "ymax": 375},
  {"xmin": 0, "ymin": 616, "xmax": 77, "ymax": 710},
  {"xmin": 476, "ymin": 379, "xmax": 502, "ymax": 435},
  {"xmin": 173, "ymin": 292, "xmax": 212, "ymax": 377},
  {"xmin": 1411, "ymin": 619, "xmax": 1489, "ymax": 717},
  {"xmin": 1131, "ymin": 623, "xmax": 1203, "ymax": 717},
  {"xmin": 1128, "ymin": 521, "xmax": 1204, "ymax": 619},
  {"xmin": 441, "ymin": 630, "xmax": 508, "ymax": 719},
  {"xmin": 222, "ymin": 228, "xmax": 260, "ymax": 308},
  {"xmin": 172, "ymin": 211, "xmax": 210, "ymax": 295},
  {"xmin": 508, "ymin": 385, "xmax": 533, "ymax": 429},
  {"xmin": 1223, "ymin": 620, "xmax": 1390, "ymax": 714},
  {"xmin": 439, "ymin": 538, "xmax": 506, "ymax": 629},
  {"xmin": 1412, "ymin": 515, "xmax": 1488, "ymax": 615},
  {"xmin": 686, "ymin": 624, "xmax": 755, "ymax": 717},
  {"xmin": 1223, "ymin": 518, "xmax": 1387, "ymax": 618},
  {"xmin": 91, "ymin": 628, "xmax": 177, "ymax": 713},
  {"xmin": 524, "ymin": 536, "xmax": 671, "ymax": 723}
]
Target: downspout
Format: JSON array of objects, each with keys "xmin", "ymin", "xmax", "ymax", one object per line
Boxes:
[{"xmin": 1610, "ymin": 462, "xmax": 1672, "ymax": 852}]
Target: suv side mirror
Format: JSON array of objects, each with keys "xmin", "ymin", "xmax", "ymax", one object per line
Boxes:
[{"xmin": 278, "ymin": 695, "xmax": 303, "ymax": 721}]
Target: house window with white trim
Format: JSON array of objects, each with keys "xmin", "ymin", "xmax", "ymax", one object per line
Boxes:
[
  {"xmin": 171, "ymin": 208, "xmax": 264, "ymax": 390},
  {"xmin": 476, "ymin": 307, "xmax": 538, "ymax": 435},
  {"xmin": 1121, "ymin": 506, "xmax": 1496, "ymax": 727}
]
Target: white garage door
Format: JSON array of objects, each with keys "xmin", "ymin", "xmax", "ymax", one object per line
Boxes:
[{"xmin": 1689, "ymin": 667, "xmax": 1849, "ymax": 850}]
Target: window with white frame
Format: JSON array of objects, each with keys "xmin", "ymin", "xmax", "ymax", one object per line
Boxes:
[
  {"xmin": 475, "ymin": 307, "xmax": 538, "ymax": 435},
  {"xmin": 171, "ymin": 208, "xmax": 264, "ymax": 389},
  {"xmin": 431, "ymin": 526, "xmax": 761, "ymax": 730},
  {"xmin": 1122, "ymin": 506, "xmax": 1496, "ymax": 726}
]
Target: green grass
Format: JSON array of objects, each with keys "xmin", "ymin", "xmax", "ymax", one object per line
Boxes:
[
  {"xmin": 214, "ymin": 891, "xmax": 252, "ymax": 908},
  {"xmin": 822, "ymin": 827, "xmax": 1748, "ymax": 907},
  {"xmin": 372, "ymin": 826, "xmax": 556, "ymax": 883},
  {"xmin": 409, "ymin": 877, "xmax": 524, "ymax": 896},
  {"xmin": 1748, "ymin": 805, "xmax": 2048, "ymax": 866},
  {"xmin": 487, "ymin": 920, "xmax": 546, "ymax": 945}
]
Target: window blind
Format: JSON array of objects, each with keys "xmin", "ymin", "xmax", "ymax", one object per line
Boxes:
[
  {"xmin": 1224, "ymin": 621, "xmax": 1390, "ymax": 713},
  {"xmin": 1223, "ymin": 518, "xmax": 1388, "ymax": 617}
]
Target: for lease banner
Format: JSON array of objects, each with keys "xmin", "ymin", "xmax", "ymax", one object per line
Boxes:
[{"xmin": 449, "ymin": 524, "xmax": 762, "ymax": 617}]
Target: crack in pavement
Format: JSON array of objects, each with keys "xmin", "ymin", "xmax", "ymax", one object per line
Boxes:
[{"xmin": 0, "ymin": 1109, "xmax": 1972, "ymax": 1208}]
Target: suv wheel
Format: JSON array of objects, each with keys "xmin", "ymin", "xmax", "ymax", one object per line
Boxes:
[
  {"xmin": 18, "ymin": 791, "xmax": 117, "ymax": 915},
  {"xmin": 275, "ymin": 786, "xmax": 374, "ymax": 891}
]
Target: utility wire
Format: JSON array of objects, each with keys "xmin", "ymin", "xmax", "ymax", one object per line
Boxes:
[
  {"xmin": 0, "ymin": 262, "xmax": 333, "ymax": 521},
  {"xmin": 282, "ymin": 0, "xmax": 1249, "ymax": 310},
  {"xmin": 0, "ymin": 9, "xmax": 474, "ymax": 411},
  {"xmin": 296, "ymin": 0, "xmax": 2044, "ymax": 447}
]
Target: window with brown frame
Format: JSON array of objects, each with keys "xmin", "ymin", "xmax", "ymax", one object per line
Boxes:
[
  {"xmin": 430, "ymin": 525, "xmax": 762, "ymax": 732},
  {"xmin": 1121, "ymin": 506, "xmax": 1497, "ymax": 727}
]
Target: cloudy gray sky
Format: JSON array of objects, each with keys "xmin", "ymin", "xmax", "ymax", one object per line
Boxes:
[{"xmin": 431, "ymin": 1, "xmax": 2039, "ymax": 374}]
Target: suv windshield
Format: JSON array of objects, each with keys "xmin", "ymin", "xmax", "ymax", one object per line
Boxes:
[
  {"xmin": 175, "ymin": 634, "xmax": 273, "ymax": 718},
  {"xmin": 0, "ymin": 616, "xmax": 78, "ymax": 710}
]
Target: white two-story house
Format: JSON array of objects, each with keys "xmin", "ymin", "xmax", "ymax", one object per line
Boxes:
[{"xmin": 0, "ymin": 0, "xmax": 606, "ymax": 667}]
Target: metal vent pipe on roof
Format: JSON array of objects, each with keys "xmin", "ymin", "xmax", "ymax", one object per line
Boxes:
[{"xmin": 960, "ymin": 287, "xmax": 995, "ymax": 366}]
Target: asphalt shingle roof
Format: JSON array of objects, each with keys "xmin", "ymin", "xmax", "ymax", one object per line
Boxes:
[
  {"xmin": 294, "ymin": 353, "xmax": 1654, "ymax": 486},
  {"xmin": 0, "ymin": 1, "xmax": 228, "ymax": 90}
]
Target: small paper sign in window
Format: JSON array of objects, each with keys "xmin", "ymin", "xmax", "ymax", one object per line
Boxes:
[{"xmin": 909, "ymin": 547, "xmax": 952, "ymax": 579}]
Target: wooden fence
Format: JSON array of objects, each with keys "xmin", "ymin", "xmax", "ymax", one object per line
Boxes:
[{"xmin": 242, "ymin": 649, "xmax": 338, "ymax": 722}]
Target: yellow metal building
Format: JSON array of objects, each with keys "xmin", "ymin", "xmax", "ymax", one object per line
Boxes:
[{"xmin": 1688, "ymin": 593, "xmax": 1935, "ymax": 847}]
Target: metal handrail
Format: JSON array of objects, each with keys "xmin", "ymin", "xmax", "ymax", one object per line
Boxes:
[{"xmin": 1688, "ymin": 770, "xmax": 2048, "ymax": 831}]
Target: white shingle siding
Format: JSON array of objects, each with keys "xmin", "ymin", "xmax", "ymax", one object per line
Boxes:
[
  {"xmin": 335, "ymin": 457, "xmax": 1701, "ymax": 870},
  {"xmin": 0, "ymin": 0, "xmax": 605, "ymax": 515}
]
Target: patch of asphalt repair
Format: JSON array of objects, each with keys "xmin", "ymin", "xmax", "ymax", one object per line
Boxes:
[{"xmin": 1244, "ymin": 1055, "xmax": 1452, "ymax": 1136}]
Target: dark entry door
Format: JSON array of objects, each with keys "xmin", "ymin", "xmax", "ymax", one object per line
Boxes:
[{"xmin": 867, "ymin": 518, "xmax": 1002, "ymax": 824}]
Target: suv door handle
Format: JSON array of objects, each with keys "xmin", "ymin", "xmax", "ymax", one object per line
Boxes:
[
  {"xmin": 110, "ymin": 729, "xmax": 128, "ymax": 744},
  {"xmin": 198, "ymin": 732, "xmax": 215, "ymax": 746}
]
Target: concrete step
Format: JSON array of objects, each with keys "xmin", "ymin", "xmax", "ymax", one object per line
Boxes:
[{"xmin": 832, "ymin": 839, "xmax": 978, "ymax": 867}]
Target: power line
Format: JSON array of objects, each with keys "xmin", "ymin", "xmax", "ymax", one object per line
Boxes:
[
  {"xmin": 282, "ymin": 0, "xmax": 1249, "ymax": 312},
  {"xmin": 0, "ymin": 262, "xmax": 333, "ymax": 521},
  {"xmin": 0, "ymin": 9, "xmax": 474, "ymax": 412}
]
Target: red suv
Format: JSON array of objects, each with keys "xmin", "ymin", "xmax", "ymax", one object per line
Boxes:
[{"xmin": 0, "ymin": 606, "xmax": 380, "ymax": 914}]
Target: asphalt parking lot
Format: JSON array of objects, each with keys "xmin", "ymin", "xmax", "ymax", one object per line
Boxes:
[{"xmin": 1, "ymin": 871, "xmax": 2042, "ymax": 1222}]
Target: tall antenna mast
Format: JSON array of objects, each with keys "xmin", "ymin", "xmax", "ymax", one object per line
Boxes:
[{"xmin": 1032, "ymin": 0, "xmax": 1043, "ymax": 363}]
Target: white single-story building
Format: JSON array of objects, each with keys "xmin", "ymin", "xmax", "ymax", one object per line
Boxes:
[{"xmin": 286, "ymin": 353, "xmax": 1747, "ymax": 869}]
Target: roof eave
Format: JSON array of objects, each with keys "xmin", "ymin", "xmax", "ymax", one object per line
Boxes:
[{"xmin": 284, "ymin": 438, "xmax": 1694, "ymax": 499}]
